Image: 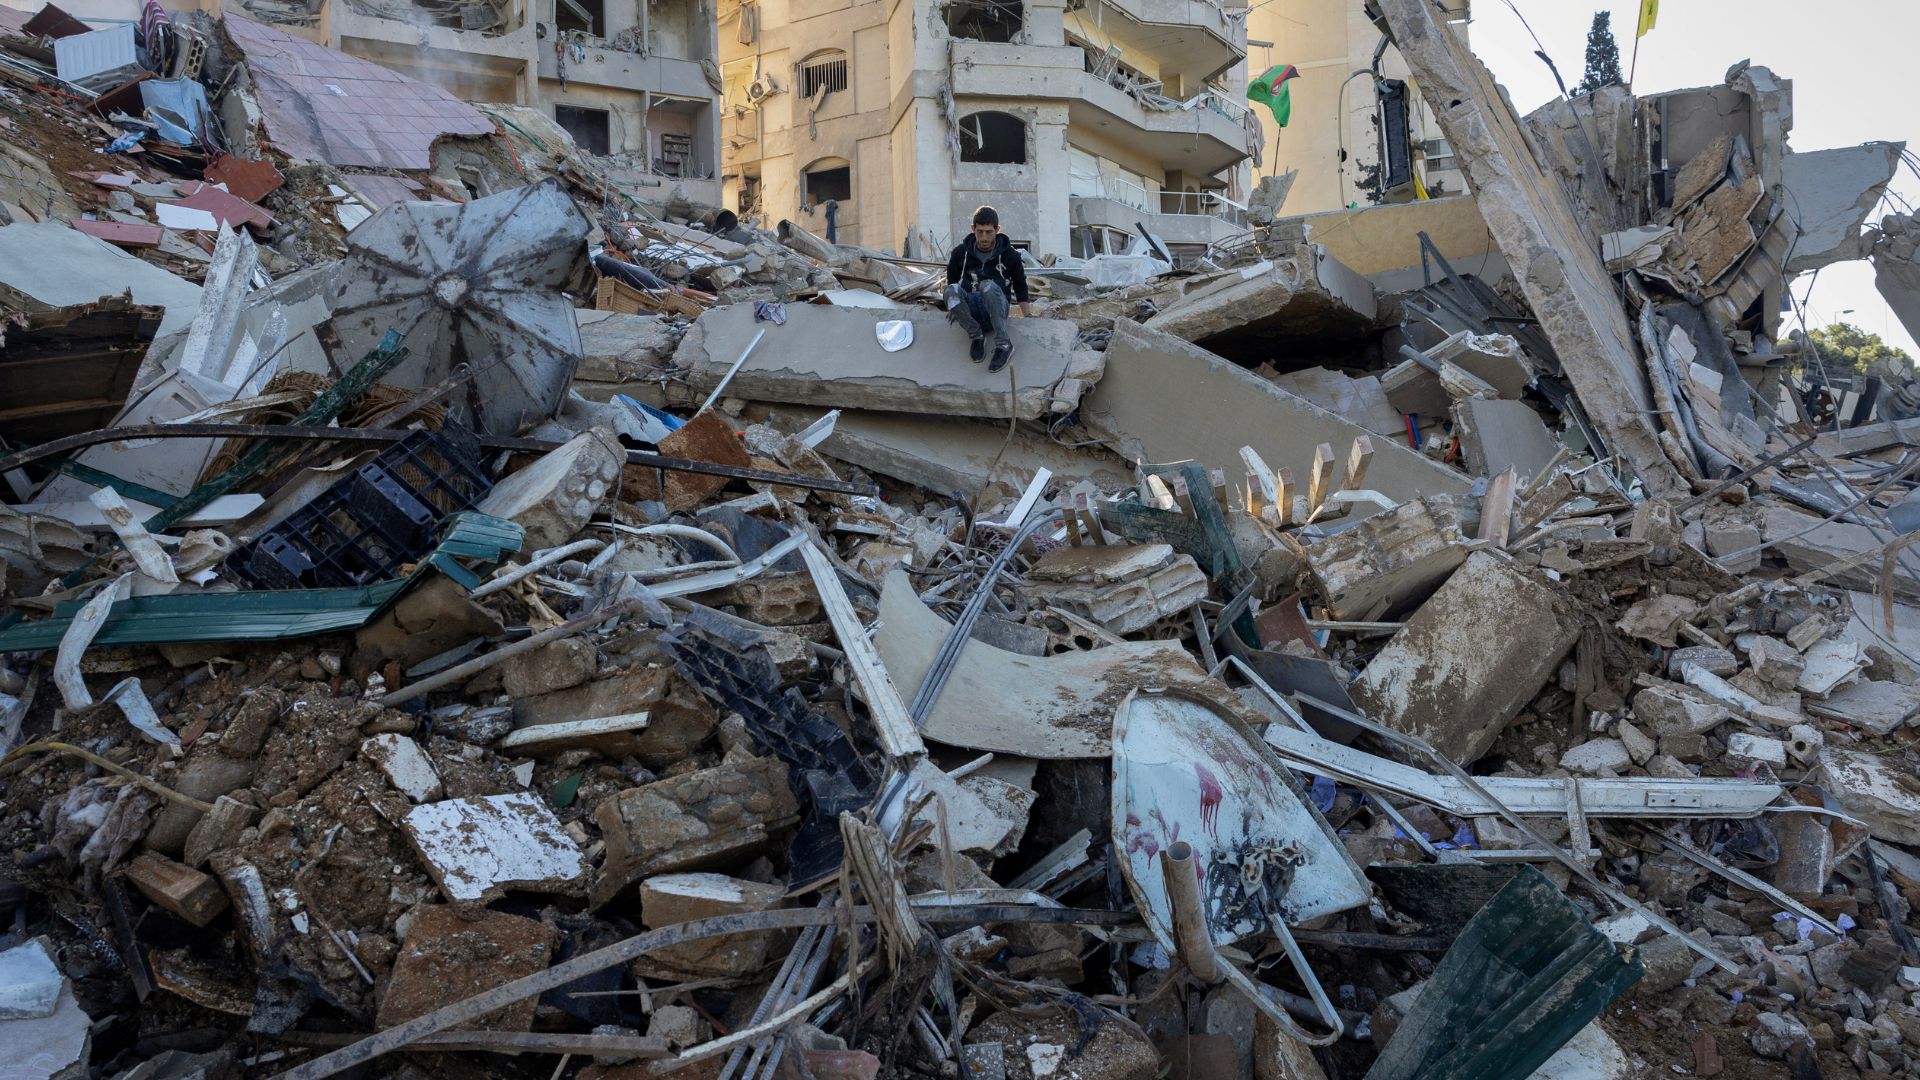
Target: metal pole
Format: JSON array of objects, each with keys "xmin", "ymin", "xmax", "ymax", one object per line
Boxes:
[
  {"xmin": 700, "ymin": 328, "xmax": 767, "ymax": 413},
  {"xmin": 1158, "ymin": 841, "xmax": 1221, "ymax": 984}
]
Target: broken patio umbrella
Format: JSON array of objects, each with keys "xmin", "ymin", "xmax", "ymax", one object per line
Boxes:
[{"xmin": 326, "ymin": 178, "xmax": 591, "ymax": 436}]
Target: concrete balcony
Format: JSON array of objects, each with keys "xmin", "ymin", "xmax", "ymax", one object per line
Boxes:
[
  {"xmin": 947, "ymin": 43, "xmax": 1249, "ymax": 174},
  {"xmin": 1071, "ymin": 193, "xmax": 1246, "ymax": 248},
  {"xmin": 1086, "ymin": 0, "xmax": 1245, "ymax": 84},
  {"xmin": 536, "ymin": 45, "xmax": 713, "ymax": 99},
  {"xmin": 332, "ymin": 5, "xmax": 534, "ymax": 63}
]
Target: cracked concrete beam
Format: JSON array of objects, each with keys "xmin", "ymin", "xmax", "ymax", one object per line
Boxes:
[
  {"xmin": 1373, "ymin": 0, "xmax": 1687, "ymax": 500},
  {"xmin": 1783, "ymin": 142, "xmax": 1904, "ymax": 273}
]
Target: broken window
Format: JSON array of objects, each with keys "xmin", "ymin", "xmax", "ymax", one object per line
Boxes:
[
  {"xmin": 798, "ymin": 50, "xmax": 847, "ymax": 99},
  {"xmin": 945, "ymin": 0, "xmax": 1021, "ymax": 42},
  {"xmin": 554, "ymin": 104, "xmax": 611, "ymax": 156},
  {"xmin": 958, "ymin": 111, "xmax": 1026, "ymax": 165},
  {"xmin": 803, "ymin": 158, "xmax": 851, "ymax": 205},
  {"xmin": 554, "ymin": 0, "xmax": 603, "ymax": 35}
]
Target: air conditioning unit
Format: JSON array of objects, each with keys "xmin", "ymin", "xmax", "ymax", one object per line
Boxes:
[{"xmin": 746, "ymin": 74, "xmax": 781, "ymax": 103}]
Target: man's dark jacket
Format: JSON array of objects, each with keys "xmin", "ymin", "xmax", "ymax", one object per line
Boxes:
[{"xmin": 946, "ymin": 234, "xmax": 1029, "ymax": 303}]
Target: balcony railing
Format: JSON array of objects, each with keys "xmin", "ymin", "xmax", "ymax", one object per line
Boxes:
[{"xmin": 1073, "ymin": 174, "xmax": 1247, "ymax": 226}]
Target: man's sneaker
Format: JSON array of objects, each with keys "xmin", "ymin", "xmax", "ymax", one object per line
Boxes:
[
  {"xmin": 969, "ymin": 337, "xmax": 986, "ymax": 362},
  {"xmin": 989, "ymin": 341, "xmax": 1014, "ymax": 373}
]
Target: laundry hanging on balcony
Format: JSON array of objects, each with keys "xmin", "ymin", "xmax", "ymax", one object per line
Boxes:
[{"xmin": 1248, "ymin": 63, "xmax": 1300, "ymax": 128}]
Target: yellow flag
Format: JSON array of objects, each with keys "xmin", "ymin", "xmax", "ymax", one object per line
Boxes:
[{"xmin": 1636, "ymin": 0, "xmax": 1659, "ymax": 37}]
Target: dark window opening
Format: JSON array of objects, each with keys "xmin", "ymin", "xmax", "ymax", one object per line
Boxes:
[
  {"xmin": 555, "ymin": 0, "xmax": 603, "ymax": 35},
  {"xmin": 958, "ymin": 111, "xmax": 1027, "ymax": 164},
  {"xmin": 945, "ymin": 0, "xmax": 1021, "ymax": 42},
  {"xmin": 803, "ymin": 163, "xmax": 851, "ymax": 204},
  {"xmin": 555, "ymin": 104, "xmax": 611, "ymax": 156},
  {"xmin": 799, "ymin": 51, "xmax": 848, "ymax": 98}
]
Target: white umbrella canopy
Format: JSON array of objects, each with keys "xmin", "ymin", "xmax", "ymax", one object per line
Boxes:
[{"xmin": 328, "ymin": 179, "xmax": 591, "ymax": 436}]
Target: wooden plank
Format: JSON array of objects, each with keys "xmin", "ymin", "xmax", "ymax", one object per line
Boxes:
[
  {"xmin": 1308, "ymin": 443, "xmax": 1336, "ymax": 514},
  {"xmin": 1275, "ymin": 467, "xmax": 1295, "ymax": 526},
  {"xmin": 800, "ymin": 541, "xmax": 925, "ymax": 760},
  {"xmin": 1344, "ymin": 435, "xmax": 1374, "ymax": 491},
  {"xmin": 1239, "ymin": 446, "xmax": 1278, "ymax": 516}
]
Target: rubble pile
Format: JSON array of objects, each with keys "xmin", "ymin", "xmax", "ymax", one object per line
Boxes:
[{"xmin": 5, "ymin": 2, "xmax": 1920, "ymax": 1079}]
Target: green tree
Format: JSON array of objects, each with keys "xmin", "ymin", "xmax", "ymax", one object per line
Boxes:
[
  {"xmin": 1575, "ymin": 12, "xmax": 1624, "ymax": 95},
  {"xmin": 1806, "ymin": 322, "xmax": 1916, "ymax": 381}
]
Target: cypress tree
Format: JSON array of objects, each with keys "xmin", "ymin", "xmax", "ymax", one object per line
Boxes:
[{"xmin": 1576, "ymin": 12, "xmax": 1624, "ymax": 94}]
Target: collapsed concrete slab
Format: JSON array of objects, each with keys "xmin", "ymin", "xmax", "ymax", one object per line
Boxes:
[
  {"xmin": 0, "ymin": 221, "xmax": 202, "ymax": 336},
  {"xmin": 674, "ymin": 303, "xmax": 1090, "ymax": 420},
  {"xmin": 1374, "ymin": 0, "xmax": 1687, "ymax": 500},
  {"xmin": 1282, "ymin": 196, "xmax": 1509, "ymax": 293},
  {"xmin": 1782, "ymin": 143, "xmax": 1903, "ymax": 272},
  {"xmin": 769, "ymin": 405, "xmax": 1134, "ymax": 498},
  {"xmin": 1079, "ymin": 321, "xmax": 1471, "ymax": 518},
  {"xmin": 1761, "ymin": 505, "xmax": 1920, "ymax": 599},
  {"xmin": 1350, "ymin": 550, "xmax": 1582, "ymax": 762},
  {"xmin": 1141, "ymin": 246, "xmax": 1378, "ymax": 359}
]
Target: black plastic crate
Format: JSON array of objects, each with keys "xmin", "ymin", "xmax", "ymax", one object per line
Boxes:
[{"xmin": 227, "ymin": 427, "xmax": 492, "ymax": 590}]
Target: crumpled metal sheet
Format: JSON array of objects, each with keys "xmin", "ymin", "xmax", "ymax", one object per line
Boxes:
[
  {"xmin": 223, "ymin": 11, "xmax": 493, "ymax": 170},
  {"xmin": 328, "ymin": 179, "xmax": 589, "ymax": 436}
]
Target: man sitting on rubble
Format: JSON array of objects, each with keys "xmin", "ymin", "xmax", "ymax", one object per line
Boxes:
[{"xmin": 944, "ymin": 205, "xmax": 1031, "ymax": 373}]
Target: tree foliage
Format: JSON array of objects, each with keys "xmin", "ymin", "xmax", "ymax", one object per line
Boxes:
[
  {"xmin": 1575, "ymin": 12, "xmax": 1624, "ymax": 95},
  {"xmin": 1806, "ymin": 322, "xmax": 1916, "ymax": 380}
]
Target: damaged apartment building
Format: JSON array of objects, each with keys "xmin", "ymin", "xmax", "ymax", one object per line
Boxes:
[
  {"xmin": 222, "ymin": 0, "xmax": 724, "ymax": 197},
  {"xmin": 717, "ymin": 0, "xmax": 1258, "ymax": 260}
]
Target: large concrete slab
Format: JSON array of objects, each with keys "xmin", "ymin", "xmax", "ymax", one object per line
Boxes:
[
  {"xmin": 0, "ymin": 221, "xmax": 202, "ymax": 335},
  {"xmin": 1782, "ymin": 143, "xmax": 1903, "ymax": 272},
  {"xmin": 1288, "ymin": 196, "xmax": 1510, "ymax": 292},
  {"xmin": 770, "ymin": 405, "xmax": 1134, "ymax": 497},
  {"xmin": 1079, "ymin": 321, "xmax": 1471, "ymax": 517},
  {"xmin": 674, "ymin": 303, "xmax": 1084, "ymax": 420},
  {"xmin": 1375, "ymin": 0, "xmax": 1686, "ymax": 500},
  {"xmin": 1350, "ymin": 550, "xmax": 1581, "ymax": 763}
]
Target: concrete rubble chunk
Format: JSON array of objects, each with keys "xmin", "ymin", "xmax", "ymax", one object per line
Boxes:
[
  {"xmin": 1351, "ymin": 551, "xmax": 1582, "ymax": 762},
  {"xmin": 1454, "ymin": 397, "xmax": 1562, "ymax": 482},
  {"xmin": 591, "ymin": 756, "xmax": 799, "ymax": 907},
  {"xmin": 673, "ymin": 303, "xmax": 1085, "ymax": 420},
  {"xmin": 402, "ymin": 792, "xmax": 588, "ymax": 903},
  {"xmin": 0, "ymin": 938, "xmax": 63, "ymax": 1020},
  {"xmin": 1807, "ymin": 679, "xmax": 1920, "ymax": 735},
  {"xmin": 0, "ymin": 937, "xmax": 89, "ymax": 1080},
  {"xmin": 500, "ymin": 637, "xmax": 598, "ymax": 699},
  {"xmin": 1142, "ymin": 247, "xmax": 1378, "ymax": 354},
  {"xmin": 1307, "ymin": 496, "xmax": 1469, "ymax": 621},
  {"xmin": 512, "ymin": 667, "xmax": 717, "ymax": 766},
  {"xmin": 1782, "ymin": 143, "xmax": 1904, "ymax": 272},
  {"xmin": 1560, "ymin": 738, "xmax": 1632, "ymax": 776},
  {"xmin": 1269, "ymin": 367, "xmax": 1403, "ymax": 436},
  {"xmin": 1372, "ymin": 0, "xmax": 1686, "ymax": 499},
  {"xmin": 1816, "ymin": 748, "xmax": 1920, "ymax": 847},
  {"xmin": 475, "ymin": 427, "xmax": 625, "ymax": 550},
  {"xmin": 636, "ymin": 872, "xmax": 789, "ymax": 978}
]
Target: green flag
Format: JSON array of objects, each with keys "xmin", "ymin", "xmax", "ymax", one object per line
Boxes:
[{"xmin": 1248, "ymin": 63, "xmax": 1300, "ymax": 128}]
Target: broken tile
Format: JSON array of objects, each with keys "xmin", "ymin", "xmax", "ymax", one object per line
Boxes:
[
  {"xmin": 403, "ymin": 792, "xmax": 587, "ymax": 902},
  {"xmin": 361, "ymin": 733, "xmax": 443, "ymax": 803}
]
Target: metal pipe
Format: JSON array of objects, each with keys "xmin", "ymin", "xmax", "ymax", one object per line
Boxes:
[
  {"xmin": 700, "ymin": 328, "xmax": 766, "ymax": 413},
  {"xmin": 1158, "ymin": 841, "xmax": 1221, "ymax": 984}
]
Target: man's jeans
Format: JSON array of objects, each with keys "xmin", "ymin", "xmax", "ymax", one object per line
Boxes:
[{"xmin": 947, "ymin": 281, "xmax": 1010, "ymax": 342}]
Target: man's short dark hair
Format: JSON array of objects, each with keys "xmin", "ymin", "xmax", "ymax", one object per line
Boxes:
[{"xmin": 972, "ymin": 206, "xmax": 999, "ymax": 228}]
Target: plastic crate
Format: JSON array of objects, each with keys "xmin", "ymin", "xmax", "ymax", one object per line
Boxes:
[{"xmin": 227, "ymin": 427, "xmax": 492, "ymax": 590}]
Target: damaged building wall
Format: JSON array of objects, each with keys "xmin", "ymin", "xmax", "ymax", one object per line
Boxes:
[{"xmin": 1375, "ymin": 0, "xmax": 1687, "ymax": 500}]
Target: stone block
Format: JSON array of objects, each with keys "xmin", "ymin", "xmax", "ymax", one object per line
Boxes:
[
  {"xmin": 1350, "ymin": 550, "xmax": 1579, "ymax": 762},
  {"xmin": 402, "ymin": 792, "xmax": 587, "ymax": 902},
  {"xmin": 1728, "ymin": 733, "xmax": 1788, "ymax": 767},
  {"xmin": 1705, "ymin": 519, "xmax": 1763, "ymax": 573},
  {"xmin": 1658, "ymin": 732, "xmax": 1709, "ymax": 762},
  {"xmin": 353, "ymin": 576, "xmax": 505, "ymax": 680},
  {"xmin": 501, "ymin": 637, "xmax": 598, "ymax": 699},
  {"xmin": 591, "ymin": 756, "xmax": 799, "ymax": 907},
  {"xmin": 635, "ymin": 873, "xmax": 789, "ymax": 978},
  {"xmin": 360, "ymin": 733, "xmax": 442, "ymax": 803},
  {"xmin": 1667, "ymin": 646, "xmax": 1737, "ymax": 678},
  {"xmin": 1747, "ymin": 636, "xmax": 1806, "ymax": 692},
  {"xmin": 476, "ymin": 427, "xmax": 623, "ymax": 549},
  {"xmin": 1561, "ymin": 738, "xmax": 1632, "ymax": 776},
  {"xmin": 1632, "ymin": 686, "xmax": 1732, "ymax": 736},
  {"xmin": 701, "ymin": 572, "xmax": 822, "ymax": 627},
  {"xmin": 1307, "ymin": 496, "xmax": 1470, "ymax": 621}
]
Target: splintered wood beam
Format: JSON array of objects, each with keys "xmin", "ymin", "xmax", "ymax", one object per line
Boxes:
[
  {"xmin": 1275, "ymin": 467, "xmax": 1295, "ymax": 526},
  {"xmin": 1240, "ymin": 447, "xmax": 1279, "ymax": 517},
  {"xmin": 1479, "ymin": 467, "xmax": 1517, "ymax": 547}
]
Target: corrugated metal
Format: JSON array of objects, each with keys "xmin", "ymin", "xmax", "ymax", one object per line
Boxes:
[{"xmin": 52, "ymin": 24, "xmax": 139, "ymax": 90}]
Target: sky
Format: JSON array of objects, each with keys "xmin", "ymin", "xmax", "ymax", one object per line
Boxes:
[{"xmin": 1458, "ymin": 0, "xmax": 1919, "ymax": 356}]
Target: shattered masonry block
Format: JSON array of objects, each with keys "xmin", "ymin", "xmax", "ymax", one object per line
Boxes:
[
  {"xmin": 1351, "ymin": 551, "xmax": 1580, "ymax": 763},
  {"xmin": 402, "ymin": 792, "xmax": 587, "ymax": 903},
  {"xmin": 591, "ymin": 756, "xmax": 800, "ymax": 908},
  {"xmin": 376, "ymin": 905, "xmax": 555, "ymax": 1031},
  {"xmin": 1632, "ymin": 686, "xmax": 1733, "ymax": 736},
  {"xmin": 475, "ymin": 427, "xmax": 623, "ymax": 550},
  {"xmin": 1306, "ymin": 496, "xmax": 1469, "ymax": 621},
  {"xmin": 636, "ymin": 872, "xmax": 790, "ymax": 978},
  {"xmin": 701, "ymin": 572, "xmax": 823, "ymax": 627},
  {"xmin": 1022, "ymin": 544, "xmax": 1209, "ymax": 635}
]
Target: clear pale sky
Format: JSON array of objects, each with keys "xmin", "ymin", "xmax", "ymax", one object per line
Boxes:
[{"xmin": 1457, "ymin": 0, "xmax": 1918, "ymax": 356}]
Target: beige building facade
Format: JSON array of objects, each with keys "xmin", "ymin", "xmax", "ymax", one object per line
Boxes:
[
  {"xmin": 1243, "ymin": 0, "xmax": 1466, "ymax": 216},
  {"xmin": 716, "ymin": 0, "xmax": 1259, "ymax": 260}
]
